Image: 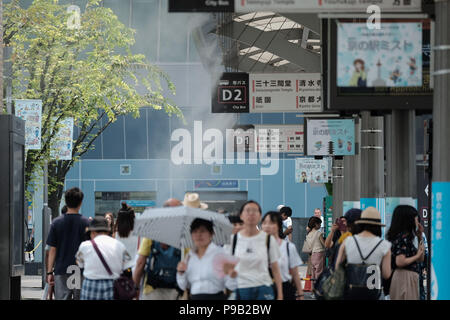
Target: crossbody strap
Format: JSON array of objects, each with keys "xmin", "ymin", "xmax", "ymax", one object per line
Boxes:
[
  {"xmin": 232, "ymin": 233, "xmax": 238, "ymax": 256},
  {"xmin": 353, "ymin": 236, "xmax": 384, "ymax": 264},
  {"xmin": 91, "ymin": 239, "xmax": 113, "ymax": 276}
]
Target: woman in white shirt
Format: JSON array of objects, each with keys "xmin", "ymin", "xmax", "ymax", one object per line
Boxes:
[
  {"xmin": 261, "ymin": 211, "xmax": 305, "ymax": 300},
  {"xmin": 76, "ymin": 217, "xmax": 133, "ymax": 300},
  {"xmin": 176, "ymin": 218, "xmax": 236, "ymax": 300},
  {"xmin": 114, "ymin": 202, "xmax": 140, "ymax": 270},
  {"xmin": 226, "ymin": 201, "xmax": 283, "ymax": 300}
]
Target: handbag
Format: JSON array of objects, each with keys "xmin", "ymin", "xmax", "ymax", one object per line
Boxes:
[
  {"xmin": 322, "ymin": 264, "xmax": 346, "ymax": 300},
  {"xmin": 91, "ymin": 239, "xmax": 137, "ymax": 300}
]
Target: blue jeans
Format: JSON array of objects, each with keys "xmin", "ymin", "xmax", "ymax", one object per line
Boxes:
[{"xmin": 235, "ymin": 285, "xmax": 274, "ymax": 300}]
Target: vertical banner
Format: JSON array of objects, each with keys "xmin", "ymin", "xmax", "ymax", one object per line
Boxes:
[
  {"xmin": 14, "ymin": 99, "xmax": 42, "ymax": 150},
  {"xmin": 431, "ymin": 182, "xmax": 450, "ymax": 300},
  {"xmin": 50, "ymin": 118, "xmax": 74, "ymax": 160},
  {"xmin": 324, "ymin": 195, "xmax": 333, "ymax": 237}
]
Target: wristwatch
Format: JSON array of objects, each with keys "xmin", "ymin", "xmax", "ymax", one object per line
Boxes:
[{"xmin": 47, "ymin": 271, "xmax": 54, "ymax": 275}]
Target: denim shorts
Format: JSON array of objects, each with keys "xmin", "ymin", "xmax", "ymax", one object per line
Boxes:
[{"xmin": 235, "ymin": 285, "xmax": 274, "ymax": 300}]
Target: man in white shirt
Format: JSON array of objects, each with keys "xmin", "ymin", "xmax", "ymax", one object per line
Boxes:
[
  {"xmin": 76, "ymin": 217, "xmax": 133, "ymax": 300},
  {"xmin": 314, "ymin": 208, "xmax": 324, "ymax": 232},
  {"xmin": 280, "ymin": 206, "xmax": 293, "ymax": 242}
]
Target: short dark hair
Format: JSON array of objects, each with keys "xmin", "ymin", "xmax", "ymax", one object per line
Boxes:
[
  {"xmin": 239, "ymin": 200, "xmax": 262, "ymax": 217},
  {"xmin": 65, "ymin": 187, "xmax": 84, "ymax": 209},
  {"xmin": 358, "ymin": 223, "xmax": 382, "ymax": 237},
  {"xmin": 308, "ymin": 216, "xmax": 322, "ymax": 229},
  {"xmin": 190, "ymin": 218, "xmax": 214, "ymax": 234},
  {"xmin": 280, "ymin": 206, "xmax": 292, "ymax": 217}
]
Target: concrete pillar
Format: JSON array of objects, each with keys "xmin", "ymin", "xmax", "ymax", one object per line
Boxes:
[
  {"xmin": 431, "ymin": 0, "xmax": 450, "ymax": 300},
  {"xmin": 332, "ymin": 157, "xmax": 344, "ymax": 221},
  {"xmin": 343, "ymin": 117, "xmax": 361, "ymax": 213}
]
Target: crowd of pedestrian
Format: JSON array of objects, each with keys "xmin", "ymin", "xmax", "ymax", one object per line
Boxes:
[{"xmin": 44, "ymin": 187, "xmax": 428, "ymax": 301}]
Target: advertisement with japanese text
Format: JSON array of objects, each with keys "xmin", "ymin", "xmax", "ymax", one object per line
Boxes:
[
  {"xmin": 295, "ymin": 158, "xmax": 329, "ymax": 183},
  {"xmin": 306, "ymin": 119, "xmax": 355, "ymax": 156},
  {"xmin": 14, "ymin": 99, "xmax": 42, "ymax": 150}
]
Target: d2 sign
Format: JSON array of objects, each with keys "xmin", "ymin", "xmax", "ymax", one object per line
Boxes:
[{"xmin": 212, "ymin": 73, "xmax": 249, "ymax": 113}]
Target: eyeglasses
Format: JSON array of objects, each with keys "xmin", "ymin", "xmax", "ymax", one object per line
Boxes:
[{"xmin": 244, "ymin": 208, "xmax": 260, "ymax": 214}]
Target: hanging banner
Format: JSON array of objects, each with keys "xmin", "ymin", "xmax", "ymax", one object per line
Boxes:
[
  {"xmin": 295, "ymin": 158, "xmax": 329, "ymax": 183},
  {"xmin": 14, "ymin": 99, "xmax": 42, "ymax": 150},
  {"xmin": 255, "ymin": 125, "xmax": 304, "ymax": 154},
  {"xmin": 249, "ymin": 73, "xmax": 322, "ymax": 113},
  {"xmin": 235, "ymin": 0, "xmax": 421, "ymax": 13},
  {"xmin": 431, "ymin": 182, "xmax": 450, "ymax": 300},
  {"xmin": 305, "ymin": 118, "xmax": 355, "ymax": 156},
  {"xmin": 212, "ymin": 73, "xmax": 249, "ymax": 113},
  {"xmin": 337, "ymin": 22, "xmax": 423, "ymax": 88},
  {"xmin": 50, "ymin": 117, "xmax": 74, "ymax": 161}
]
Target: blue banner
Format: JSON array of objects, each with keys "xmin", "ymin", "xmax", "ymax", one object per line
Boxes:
[
  {"xmin": 194, "ymin": 180, "xmax": 239, "ymax": 189},
  {"xmin": 431, "ymin": 182, "xmax": 450, "ymax": 300}
]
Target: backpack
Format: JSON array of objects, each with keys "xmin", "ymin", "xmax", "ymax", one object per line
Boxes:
[
  {"xmin": 146, "ymin": 241, "xmax": 181, "ymax": 289},
  {"xmin": 232, "ymin": 233, "xmax": 271, "ymax": 277},
  {"xmin": 344, "ymin": 236, "xmax": 383, "ymax": 300}
]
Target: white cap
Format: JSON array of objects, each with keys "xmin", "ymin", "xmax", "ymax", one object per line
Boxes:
[{"xmin": 277, "ymin": 204, "xmax": 285, "ymax": 211}]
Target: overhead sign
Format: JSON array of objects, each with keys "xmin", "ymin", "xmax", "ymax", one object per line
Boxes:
[
  {"xmin": 169, "ymin": 0, "xmax": 234, "ymax": 12},
  {"xmin": 249, "ymin": 73, "xmax": 322, "ymax": 113},
  {"xmin": 50, "ymin": 117, "xmax": 74, "ymax": 161},
  {"xmin": 212, "ymin": 73, "xmax": 249, "ymax": 113},
  {"xmin": 306, "ymin": 119, "xmax": 355, "ymax": 156},
  {"xmin": 255, "ymin": 125, "xmax": 304, "ymax": 154},
  {"xmin": 337, "ymin": 22, "xmax": 423, "ymax": 88},
  {"xmin": 194, "ymin": 180, "xmax": 239, "ymax": 189},
  {"xmin": 121, "ymin": 200, "xmax": 156, "ymax": 208},
  {"xmin": 14, "ymin": 99, "xmax": 42, "ymax": 150},
  {"xmin": 295, "ymin": 158, "xmax": 329, "ymax": 183},
  {"xmin": 169, "ymin": 0, "xmax": 421, "ymax": 12}
]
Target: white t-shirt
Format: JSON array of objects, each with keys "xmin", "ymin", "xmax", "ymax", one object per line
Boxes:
[
  {"xmin": 277, "ymin": 240, "xmax": 303, "ymax": 282},
  {"xmin": 76, "ymin": 235, "xmax": 133, "ymax": 280},
  {"xmin": 230, "ymin": 231, "xmax": 280, "ymax": 289},
  {"xmin": 115, "ymin": 232, "xmax": 140, "ymax": 267},
  {"xmin": 282, "ymin": 217, "xmax": 292, "ymax": 232},
  {"xmin": 344, "ymin": 235, "xmax": 391, "ymax": 265}
]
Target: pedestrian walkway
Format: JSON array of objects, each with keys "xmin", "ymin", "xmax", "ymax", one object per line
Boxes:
[{"xmin": 21, "ymin": 276, "xmax": 44, "ymax": 300}]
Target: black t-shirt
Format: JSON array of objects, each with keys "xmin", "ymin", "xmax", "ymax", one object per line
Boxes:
[{"xmin": 46, "ymin": 213, "xmax": 90, "ymax": 275}]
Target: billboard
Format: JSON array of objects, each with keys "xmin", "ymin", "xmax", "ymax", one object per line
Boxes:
[
  {"xmin": 337, "ymin": 22, "xmax": 423, "ymax": 88},
  {"xmin": 305, "ymin": 118, "xmax": 355, "ymax": 156},
  {"xmin": 295, "ymin": 158, "xmax": 329, "ymax": 183}
]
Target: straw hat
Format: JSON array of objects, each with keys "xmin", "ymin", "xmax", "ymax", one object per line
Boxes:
[
  {"xmin": 183, "ymin": 192, "xmax": 208, "ymax": 210},
  {"xmin": 355, "ymin": 206, "xmax": 385, "ymax": 226}
]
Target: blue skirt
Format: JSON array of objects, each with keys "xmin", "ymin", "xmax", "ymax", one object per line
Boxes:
[{"xmin": 81, "ymin": 278, "xmax": 114, "ymax": 300}]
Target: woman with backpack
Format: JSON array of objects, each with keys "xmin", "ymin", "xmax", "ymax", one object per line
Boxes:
[
  {"xmin": 387, "ymin": 205, "xmax": 425, "ymax": 300},
  {"xmin": 261, "ymin": 211, "xmax": 304, "ymax": 300},
  {"xmin": 176, "ymin": 218, "xmax": 237, "ymax": 300},
  {"xmin": 307, "ymin": 216, "xmax": 326, "ymax": 281},
  {"xmin": 225, "ymin": 200, "xmax": 283, "ymax": 300},
  {"xmin": 335, "ymin": 207, "xmax": 392, "ymax": 300}
]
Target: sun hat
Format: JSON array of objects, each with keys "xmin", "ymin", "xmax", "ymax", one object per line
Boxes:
[
  {"xmin": 183, "ymin": 192, "xmax": 208, "ymax": 210},
  {"xmin": 355, "ymin": 207, "xmax": 385, "ymax": 226},
  {"xmin": 86, "ymin": 216, "xmax": 111, "ymax": 232}
]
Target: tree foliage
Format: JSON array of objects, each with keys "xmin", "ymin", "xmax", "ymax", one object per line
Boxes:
[{"xmin": 4, "ymin": 0, "xmax": 182, "ymax": 216}]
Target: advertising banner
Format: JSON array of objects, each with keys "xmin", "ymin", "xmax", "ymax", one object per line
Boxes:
[
  {"xmin": 431, "ymin": 182, "xmax": 450, "ymax": 300},
  {"xmin": 14, "ymin": 99, "xmax": 42, "ymax": 150},
  {"xmin": 306, "ymin": 119, "xmax": 355, "ymax": 156},
  {"xmin": 295, "ymin": 158, "xmax": 329, "ymax": 183},
  {"xmin": 212, "ymin": 73, "xmax": 249, "ymax": 113},
  {"xmin": 50, "ymin": 117, "xmax": 74, "ymax": 161},
  {"xmin": 249, "ymin": 73, "xmax": 322, "ymax": 113},
  {"xmin": 236, "ymin": 0, "xmax": 421, "ymax": 13},
  {"xmin": 337, "ymin": 22, "xmax": 423, "ymax": 88}
]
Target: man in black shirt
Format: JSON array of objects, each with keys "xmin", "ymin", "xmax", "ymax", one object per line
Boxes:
[{"xmin": 46, "ymin": 187, "xmax": 90, "ymax": 300}]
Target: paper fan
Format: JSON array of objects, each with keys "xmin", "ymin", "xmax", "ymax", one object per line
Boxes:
[{"xmin": 212, "ymin": 252, "xmax": 239, "ymax": 278}]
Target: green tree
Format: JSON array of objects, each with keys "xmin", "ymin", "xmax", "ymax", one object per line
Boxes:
[{"xmin": 4, "ymin": 0, "xmax": 182, "ymax": 217}]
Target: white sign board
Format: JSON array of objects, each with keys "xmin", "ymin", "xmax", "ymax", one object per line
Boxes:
[
  {"xmin": 50, "ymin": 117, "xmax": 74, "ymax": 160},
  {"xmin": 249, "ymin": 73, "xmax": 322, "ymax": 113},
  {"xmin": 14, "ymin": 99, "xmax": 42, "ymax": 150},
  {"xmin": 295, "ymin": 158, "xmax": 329, "ymax": 183},
  {"xmin": 236, "ymin": 0, "xmax": 421, "ymax": 13},
  {"xmin": 255, "ymin": 125, "xmax": 304, "ymax": 153}
]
